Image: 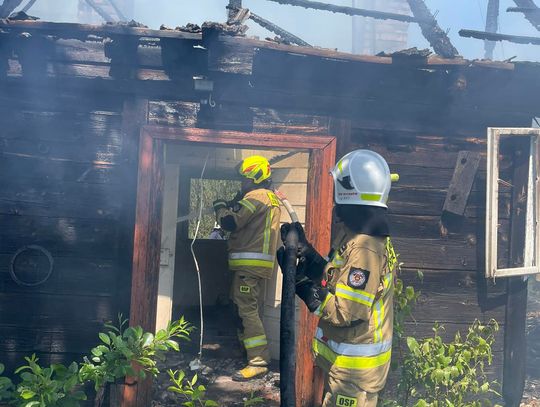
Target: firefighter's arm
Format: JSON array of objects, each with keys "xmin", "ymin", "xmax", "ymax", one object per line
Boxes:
[
  {"xmin": 315, "ymin": 247, "xmax": 381, "ymax": 327},
  {"xmin": 213, "ymin": 198, "xmax": 257, "ymax": 232}
]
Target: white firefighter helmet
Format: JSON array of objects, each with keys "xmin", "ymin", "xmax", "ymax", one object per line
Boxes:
[{"xmin": 330, "ymin": 149, "xmax": 398, "ymax": 208}]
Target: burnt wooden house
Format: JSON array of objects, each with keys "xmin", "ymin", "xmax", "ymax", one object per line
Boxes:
[{"xmin": 0, "ymin": 18, "xmax": 539, "ymax": 407}]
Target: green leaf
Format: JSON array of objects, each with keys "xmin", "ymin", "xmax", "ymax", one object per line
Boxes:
[
  {"xmin": 205, "ymin": 400, "xmax": 219, "ymax": 406},
  {"xmin": 407, "ymin": 337, "xmax": 420, "ymax": 353},
  {"xmin": 20, "ymin": 389, "xmax": 36, "ymax": 399},
  {"xmin": 99, "ymin": 333, "xmax": 111, "ymax": 345},
  {"xmin": 142, "ymin": 332, "xmax": 154, "ymax": 348},
  {"xmin": 166, "ymin": 339, "xmax": 180, "ymax": 352}
]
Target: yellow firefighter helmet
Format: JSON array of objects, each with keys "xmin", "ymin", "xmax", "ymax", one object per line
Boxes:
[{"xmin": 238, "ymin": 155, "xmax": 272, "ymax": 184}]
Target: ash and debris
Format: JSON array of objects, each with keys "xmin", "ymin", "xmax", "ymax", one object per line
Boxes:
[
  {"xmin": 105, "ymin": 19, "xmax": 147, "ymax": 28},
  {"xmin": 152, "ymin": 351, "xmax": 280, "ymax": 407},
  {"xmin": 522, "ymin": 278, "xmax": 540, "ymax": 407},
  {"xmin": 377, "ymin": 47, "xmax": 432, "ymax": 58},
  {"xmin": 160, "ymin": 23, "xmax": 202, "ymax": 34},
  {"xmin": 7, "ymin": 11, "xmax": 39, "ymax": 21}
]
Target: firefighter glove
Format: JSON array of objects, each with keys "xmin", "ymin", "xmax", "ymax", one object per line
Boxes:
[
  {"xmin": 295, "ymin": 279, "xmax": 328, "ymax": 313},
  {"xmin": 212, "ymin": 199, "xmax": 228, "ymax": 212},
  {"xmin": 227, "ymin": 191, "xmax": 244, "ymax": 207},
  {"xmin": 280, "ymin": 222, "xmax": 327, "ymax": 282}
]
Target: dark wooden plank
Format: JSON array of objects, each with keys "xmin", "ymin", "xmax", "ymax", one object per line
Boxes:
[
  {"xmin": 400, "ymin": 269, "xmax": 506, "ymax": 324},
  {"xmin": 148, "ymin": 101, "xmax": 199, "ymax": 127},
  {"xmin": 0, "ymin": 323, "xmax": 106, "ymax": 354},
  {"xmin": 0, "ymin": 109, "xmax": 123, "ymax": 144},
  {"xmin": 0, "ymin": 254, "xmax": 116, "ymax": 296},
  {"xmin": 394, "ymin": 235, "xmax": 509, "ymax": 272},
  {"xmin": 0, "ymin": 155, "xmax": 124, "ymax": 185},
  {"xmin": 389, "ymin": 213, "xmax": 510, "ymax": 241},
  {"xmin": 0, "ymin": 178, "xmax": 125, "ymax": 220},
  {"xmin": 503, "ymin": 139, "xmax": 530, "ymax": 407},
  {"xmin": 0, "ymin": 293, "xmax": 116, "ymax": 326},
  {"xmin": 443, "ymin": 151, "xmax": 482, "ymax": 216},
  {"xmin": 389, "ymin": 187, "xmax": 511, "ymax": 219},
  {"xmin": 252, "ymin": 108, "xmax": 329, "ymax": 136},
  {"xmin": 0, "ymin": 215, "xmax": 120, "ymax": 258}
]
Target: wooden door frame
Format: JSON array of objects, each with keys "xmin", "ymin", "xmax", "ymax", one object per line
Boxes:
[{"xmin": 125, "ymin": 125, "xmax": 336, "ymax": 407}]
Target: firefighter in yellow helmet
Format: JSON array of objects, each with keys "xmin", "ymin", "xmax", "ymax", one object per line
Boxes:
[
  {"xmin": 213, "ymin": 155, "xmax": 281, "ymax": 381},
  {"xmin": 278, "ymin": 150, "xmax": 398, "ymax": 406}
]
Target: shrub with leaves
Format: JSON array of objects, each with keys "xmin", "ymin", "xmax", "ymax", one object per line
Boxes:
[
  {"xmin": 167, "ymin": 370, "xmax": 264, "ymax": 407},
  {"xmin": 387, "ymin": 320, "xmax": 501, "ymax": 407},
  {"xmin": 0, "ymin": 363, "xmax": 15, "ymax": 402},
  {"xmin": 13, "ymin": 354, "xmax": 86, "ymax": 407},
  {"xmin": 167, "ymin": 369, "xmax": 217, "ymax": 407},
  {"xmin": 79, "ymin": 315, "xmax": 193, "ymax": 391}
]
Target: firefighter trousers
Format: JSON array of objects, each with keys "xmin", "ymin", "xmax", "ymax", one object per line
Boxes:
[
  {"xmin": 231, "ymin": 271, "xmax": 270, "ymax": 365},
  {"xmin": 322, "ymin": 372, "xmax": 378, "ymax": 407}
]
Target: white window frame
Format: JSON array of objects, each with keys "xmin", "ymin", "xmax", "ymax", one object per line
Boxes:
[{"xmin": 486, "ymin": 128, "xmax": 540, "ymax": 279}]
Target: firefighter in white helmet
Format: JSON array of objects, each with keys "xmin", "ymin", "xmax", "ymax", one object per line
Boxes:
[
  {"xmin": 213, "ymin": 155, "xmax": 281, "ymax": 381},
  {"xmin": 278, "ymin": 150, "xmax": 398, "ymax": 406}
]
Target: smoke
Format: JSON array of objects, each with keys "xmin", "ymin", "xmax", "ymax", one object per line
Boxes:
[{"xmin": 17, "ymin": 0, "xmax": 540, "ymax": 61}]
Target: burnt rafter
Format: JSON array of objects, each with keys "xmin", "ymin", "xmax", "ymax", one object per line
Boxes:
[
  {"xmin": 0, "ymin": 0, "xmax": 24, "ymax": 18},
  {"xmin": 265, "ymin": 0, "xmax": 423, "ymax": 23},
  {"xmin": 460, "ymin": 29, "xmax": 540, "ymax": 45},
  {"xmin": 107, "ymin": 0, "xmax": 127, "ymax": 21},
  {"xmin": 83, "ymin": 0, "xmax": 115, "ymax": 22},
  {"xmin": 228, "ymin": 6, "xmax": 311, "ymax": 47},
  {"xmin": 485, "ymin": 0, "xmax": 500, "ymax": 59},
  {"xmin": 22, "ymin": 0, "xmax": 38, "ymax": 13},
  {"xmin": 510, "ymin": 0, "xmax": 540, "ymax": 31},
  {"xmin": 406, "ymin": 0, "xmax": 460, "ymax": 58}
]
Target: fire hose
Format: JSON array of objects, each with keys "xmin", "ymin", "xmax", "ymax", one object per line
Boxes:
[{"xmin": 275, "ymin": 189, "xmax": 299, "ymax": 407}]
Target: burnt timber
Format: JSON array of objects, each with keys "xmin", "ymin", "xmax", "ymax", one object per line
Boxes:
[
  {"xmin": 0, "ymin": 19, "xmax": 539, "ymax": 406},
  {"xmin": 459, "ymin": 29, "xmax": 540, "ymax": 45}
]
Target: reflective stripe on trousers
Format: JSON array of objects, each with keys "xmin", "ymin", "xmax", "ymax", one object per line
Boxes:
[
  {"xmin": 244, "ymin": 335, "xmax": 268, "ymax": 349},
  {"xmin": 315, "ymin": 328, "xmax": 392, "ymax": 357},
  {"xmin": 229, "ymin": 252, "xmax": 275, "ymax": 268},
  {"xmin": 313, "ymin": 335, "xmax": 391, "ymax": 370}
]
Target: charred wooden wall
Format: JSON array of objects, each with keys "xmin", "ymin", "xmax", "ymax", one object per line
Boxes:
[{"xmin": 0, "ymin": 86, "xmax": 141, "ymax": 373}]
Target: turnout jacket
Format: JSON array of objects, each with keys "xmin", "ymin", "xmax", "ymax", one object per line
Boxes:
[
  {"xmin": 216, "ymin": 188, "xmax": 281, "ymax": 279},
  {"xmin": 312, "ymin": 224, "xmax": 397, "ymax": 393}
]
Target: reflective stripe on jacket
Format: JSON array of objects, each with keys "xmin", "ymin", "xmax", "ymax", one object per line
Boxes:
[{"xmin": 216, "ymin": 188, "xmax": 281, "ymax": 279}]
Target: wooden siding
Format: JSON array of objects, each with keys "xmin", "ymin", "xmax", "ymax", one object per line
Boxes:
[{"xmin": 0, "ymin": 89, "xmax": 136, "ymax": 374}]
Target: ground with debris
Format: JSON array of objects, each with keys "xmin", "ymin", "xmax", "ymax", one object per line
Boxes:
[{"xmin": 152, "ymin": 352, "xmax": 280, "ymax": 406}]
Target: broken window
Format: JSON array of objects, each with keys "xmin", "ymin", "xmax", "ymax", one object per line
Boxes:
[{"xmin": 486, "ymin": 128, "xmax": 540, "ymax": 279}]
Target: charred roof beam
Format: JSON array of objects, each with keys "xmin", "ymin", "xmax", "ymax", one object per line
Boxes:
[
  {"xmin": 0, "ymin": 0, "xmax": 24, "ymax": 18},
  {"xmin": 459, "ymin": 29, "xmax": 540, "ymax": 45},
  {"xmin": 510, "ymin": 0, "xmax": 540, "ymax": 31},
  {"xmin": 485, "ymin": 0, "xmax": 500, "ymax": 59},
  {"xmin": 265, "ymin": 0, "xmax": 424, "ymax": 23},
  {"xmin": 83, "ymin": 0, "xmax": 116, "ymax": 23},
  {"xmin": 228, "ymin": 6, "xmax": 311, "ymax": 46},
  {"xmin": 405, "ymin": 0, "xmax": 460, "ymax": 58}
]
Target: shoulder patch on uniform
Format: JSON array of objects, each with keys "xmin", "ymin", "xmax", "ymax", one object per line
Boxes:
[
  {"xmin": 348, "ymin": 268, "xmax": 370, "ymax": 289},
  {"xmin": 267, "ymin": 191, "xmax": 280, "ymax": 207}
]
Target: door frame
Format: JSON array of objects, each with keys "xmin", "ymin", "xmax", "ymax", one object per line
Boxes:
[{"xmin": 126, "ymin": 125, "xmax": 336, "ymax": 407}]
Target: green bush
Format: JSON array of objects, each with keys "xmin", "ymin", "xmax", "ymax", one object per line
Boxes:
[
  {"xmin": 79, "ymin": 315, "xmax": 193, "ymax": 391},
  {"xmin": 13, "ymin": 355, "xmax": 86, "ymax": 407},
  {"xmin": 384, "ymin": 320, "xmax": 501, "ymax": 407},
  {"xmin": 167, "ymin": 369, "xmax": 264, "ymax": 407},
  {"xmin": 0, "ymin": 363, "xmax": 15, "ymax": 402}
]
